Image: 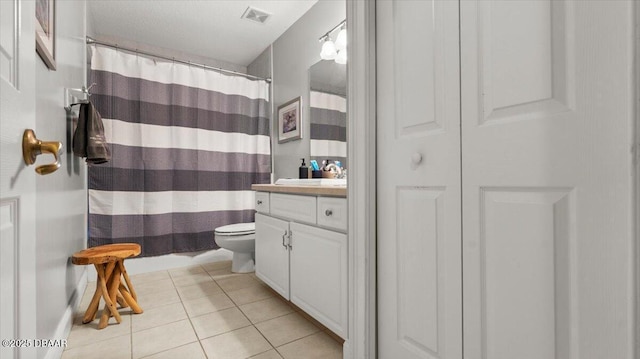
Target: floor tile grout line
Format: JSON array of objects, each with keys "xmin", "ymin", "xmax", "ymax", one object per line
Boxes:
[
  {"xmin": 132, "ymin": 279, "xmax": 198, "ymax": 359},
  {"xmin": 275, "ymin": 329, "xmax": 323, "ymax": 349},
  {"xmin": 175, "ymin": 276, "xmax": 211, "ymax": 359},
  {"xmin": 201, "ymin": 270, "xmax": 278, "ymax": 357},
  {"xmin": 240, "ymin": 306, "xmax": 297, "ymax": 326},
  {"xmin": 132, "ymin": 315, "xmax": 189, "ymax": 335},
  {"xmin": 63, "ymin": 332, "xmax": 132, "ymax": 354},
  {"xmin": 136, "ymin": 341, "xmax": 201, "ymax": 359},
  {"xmin": 129, "ymin": 270, "xmax": 171, "ymax": 285},
  {"xmin": 252, "ymin": 322, "xmax": 278, "ymax": 354},
  {"xmin": 194, "ymin": 322, "xmax": 254, "ymax": 342}
]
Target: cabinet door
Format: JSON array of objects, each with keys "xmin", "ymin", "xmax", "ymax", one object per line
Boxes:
[
  {"xmin": 289, "ymin": 222, "xmax": 347, "ymax": 339},
  {"xmin": 255, "ymin": 213, "xmax": 290, "ymax": 299}
]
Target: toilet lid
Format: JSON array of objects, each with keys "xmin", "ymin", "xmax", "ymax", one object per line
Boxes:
[{"xmin": 215, "ymin": 222, "xmax": 255, "ymax": 235}]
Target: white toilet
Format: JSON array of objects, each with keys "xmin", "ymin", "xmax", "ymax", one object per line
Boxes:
[{"xmin": 214, "ymin": 222, "xmax": 255, "ymax": 273}]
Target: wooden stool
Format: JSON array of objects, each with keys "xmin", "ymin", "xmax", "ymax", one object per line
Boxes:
[{"xmin": 72, "ymin": 243, "xmax": 143, "ymax": 329}]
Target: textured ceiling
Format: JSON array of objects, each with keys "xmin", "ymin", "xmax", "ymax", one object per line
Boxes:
[{"xmin": 87, "ymin": 0, "xmax": 319, "ymax": 66}]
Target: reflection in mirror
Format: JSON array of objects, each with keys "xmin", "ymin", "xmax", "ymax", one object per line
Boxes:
[{"xmin": 309, "ymin": 60, "xmax": 347, "ymax": 168}]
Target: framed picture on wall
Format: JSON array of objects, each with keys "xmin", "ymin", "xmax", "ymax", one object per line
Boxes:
[
  {"xmin": 36, "ymin": 0, "xmax": 56, "ymax": 70},
  {"xmin": 277, "ymin": 97, "xmax": 302, "ymax": 143}
]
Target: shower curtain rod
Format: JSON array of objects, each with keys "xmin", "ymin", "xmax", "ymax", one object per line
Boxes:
[{"xmin": 86, "ymin": 36, "xmax": 271, "ymax": 83}]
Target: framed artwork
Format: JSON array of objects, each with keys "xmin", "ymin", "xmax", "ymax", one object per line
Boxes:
[
  {"xmin": 277, "ymin": 97, "xmax": 302, "ymax": 143},
  {"xmin": 36, "ymin": 0, "xmax": 56, "ymax": 70}
]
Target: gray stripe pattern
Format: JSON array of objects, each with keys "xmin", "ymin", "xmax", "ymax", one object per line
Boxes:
[
  {"xmin": 88, "ymin": 50, "xmax": 270, "ymax": 257},
  {"xmin": 89, "ymin": 210, "xmax": 257, "ymax": 238},
  {"xmin": 89, "ymin": 168, "xmax": 270, "ymax": 192},
  {"xmin": 309, "ymin": 93, "xmax": 347, "ymax": 166},
  {"xmin": 90, "ymin": 232, "xmax": 220, "ymax": 256},
  {"xmin": 310, "ymin": 124, "xmax": 347, "ymax": 142},
  {"xmin": 104, "ymin": 144, "xmax": 271, "ymax": 172},
  {"xmin": 91, "ymin": 95, "xmax": 270, "ymax": 136},
  {"xmin": 309, "ymin": 107, "xmax": 347, "ymax": 127},
  {"xmin": 91, "ymin": 70, "xmax": 269, "ymax": 118}
]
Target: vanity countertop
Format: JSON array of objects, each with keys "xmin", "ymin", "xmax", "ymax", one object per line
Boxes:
[{"xmin": 252, "ymin": 184, "xmax": 346, "ymax": 197}]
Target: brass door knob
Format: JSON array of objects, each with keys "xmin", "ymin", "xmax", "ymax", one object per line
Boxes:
[{"xmin": 22, "ymin": 129, "xmax": 62, "ymax": 175}]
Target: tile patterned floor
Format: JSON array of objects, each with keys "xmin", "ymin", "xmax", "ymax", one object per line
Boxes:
[{"xmin": 63, "ymin": 261, "xmax": 343, "ymax": 359}]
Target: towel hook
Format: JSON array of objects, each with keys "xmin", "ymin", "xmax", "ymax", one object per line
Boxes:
[
  {"xmin": 64, "ymin": 83, "xmax": 96, "ymax": 111},
  {"xmin": 85, "ymin": 83, "xmax": 96, "ymax": 94}
]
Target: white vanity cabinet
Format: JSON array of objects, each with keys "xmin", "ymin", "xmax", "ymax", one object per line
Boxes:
[
  {"xmin": 289, "ymin": 222, "xmax": 347, "ymax": 339},
  {"xmin": 254, "ymin": 191, "xmax": 347, "ymax": 339},
  {"xmin": 254, "ymin": 214, "xmax": 290, "ymax": 299}
]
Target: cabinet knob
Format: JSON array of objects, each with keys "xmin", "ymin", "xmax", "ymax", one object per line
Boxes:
[
  {"xmin": 257, "ymin": 200, "xmax": 263, "ymax": 205},
  {"xmin": 325, "ymin": 209, "xmax": 333, "ymax": 217}
]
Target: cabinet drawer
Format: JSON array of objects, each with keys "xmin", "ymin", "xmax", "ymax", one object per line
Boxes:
[
  {"xmin": 255, "ymin": 192, "xmax": 270, "ymax": 214},
  {"xmin": 270, "ymin": 193, "xmax": 317, "ymax": 225},
  {"xmin": 317, "ymin": 197, "xmax": 347, "ymax": 232}
]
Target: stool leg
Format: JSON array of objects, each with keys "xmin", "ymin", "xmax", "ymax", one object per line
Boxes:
[
  {"xmin": 97, "ymin": 263, "xmax": 122, "ymax": 329},
  {"xmin": 104, "ymin": 262, "xmax": 121, "ymax": 307},
  {"xmin": 118, "ymin": 260, "xmax": 138, "ymax": 301},
  {"xmin": 82, "ymin": 263, "xmax": 108, "ymax": 324},
  {"xmin": 116, "ymin": 293, "xmax": 128, "ymax": 308},
  {"xmin": 119, "ymin": 283, "xmax": 143, "ymax": 314}
]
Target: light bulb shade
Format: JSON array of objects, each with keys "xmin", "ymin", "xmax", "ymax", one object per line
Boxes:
[
  {"xmin": 335, "ymin": 49, "xmax": 347, "ymax": 64},
  {"xmin": 335, "ymin": 28, "xmax": 347, "ymax": 51},
  {"xmin": 320, "ymin": 39, "xmax": 337, "ymax": 60}
]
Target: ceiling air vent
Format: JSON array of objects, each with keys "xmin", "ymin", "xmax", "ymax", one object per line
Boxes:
[{"xmin": 241, "ymin": 6, "xmax": 271, "ymax": 24}]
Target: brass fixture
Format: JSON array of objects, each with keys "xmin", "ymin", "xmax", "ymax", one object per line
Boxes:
[{"xmin": 22, "ymin": 129, "xmax": 62, "ymax": 175}]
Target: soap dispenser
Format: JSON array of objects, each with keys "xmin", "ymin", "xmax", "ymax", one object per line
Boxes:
[{"xmin": 299, "ymin": 158, "xmax": 309, "ymax": 179}]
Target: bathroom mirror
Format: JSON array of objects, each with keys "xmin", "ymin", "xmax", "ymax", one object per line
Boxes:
[{"xmin": 309, "ymin": 60, "xmax": 347, "ymax": 168}]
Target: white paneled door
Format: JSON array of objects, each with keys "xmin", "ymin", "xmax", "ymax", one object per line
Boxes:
[
  {"xmin": 377, "ymin": 1, "xmax": 635, "ymax": 359},
  {"xmin": 0, "ymin": 1, "xmax": 37, "ymax": 359},
  {"xmin": 461, "ymin": 1, "xmax": 634, "ymax": 358},
  {"xmin": 376, "ymin": 0, "xmax": 462, "ymax": 358}
]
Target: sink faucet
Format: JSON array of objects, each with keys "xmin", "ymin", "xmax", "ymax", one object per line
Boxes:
[{"xmin": 324, "ymin": 163, "xmax": 345, "ymax": 179}]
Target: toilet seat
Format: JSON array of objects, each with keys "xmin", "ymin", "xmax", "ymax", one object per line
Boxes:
[{"xmin": 214, "ymin": 222, "xmax": 255, "ymax": 236}]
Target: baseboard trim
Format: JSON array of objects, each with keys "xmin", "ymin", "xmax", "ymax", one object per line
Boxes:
[{"xmin": 43, "ymin": 269, "xmax": 88, "ymax": 359}]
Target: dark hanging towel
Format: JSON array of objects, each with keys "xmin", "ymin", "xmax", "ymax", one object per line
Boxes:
[{"xmin": 72, "ymin": 101, "xmax": 110, "ymax": 164}]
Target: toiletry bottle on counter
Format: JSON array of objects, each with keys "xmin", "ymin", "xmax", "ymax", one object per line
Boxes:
[{"xmin": 299, "ymin": 158, "xmax": 309, "ymax": 179}]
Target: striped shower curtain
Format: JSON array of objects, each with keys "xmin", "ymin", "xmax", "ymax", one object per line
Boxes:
[
  {"xmin": 87, "ymin": 46, "xmax": 271, "ymax": 257},
  {"xmin": 309, "ymin": 90, "xmax": 347, "ymax": 167}
]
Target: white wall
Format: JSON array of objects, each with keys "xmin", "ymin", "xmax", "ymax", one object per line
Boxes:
[
  {"xmin": 272, "ymin": 0, "xmax": 345, "ymax": 180},
  {"xmin": 34, "ymin": 1, "xmax": 88, "ymax": 358}
]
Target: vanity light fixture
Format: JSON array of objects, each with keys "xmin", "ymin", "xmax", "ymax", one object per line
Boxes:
[
  {"xmin": 335, "ymin": 26, "xmax": 347, "ymax": 52},
  {"xmin": 335, "ymin": 48, "xmax": 347, "ymax": 64},
  {"xmin": 320, "ymin": 37, "xmax": 337, "ymax": 60},
  {"xmin": 318, "ymin": 20, "xmax": 346, "ymax": 64}
]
